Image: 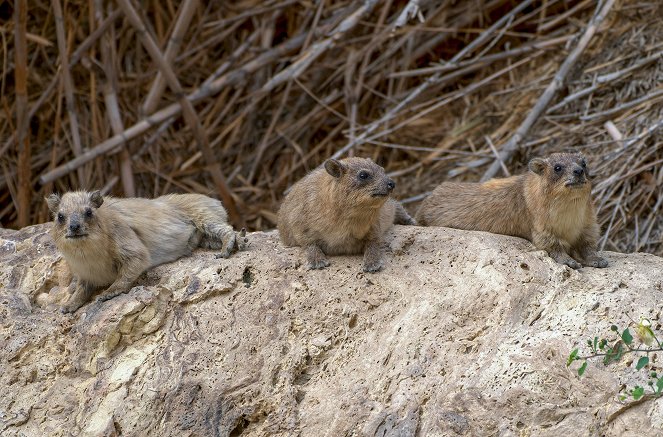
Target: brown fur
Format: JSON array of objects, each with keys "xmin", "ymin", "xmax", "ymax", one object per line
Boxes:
[
  {"xmin": 277, "ymin": 157, "xmax": 415, "ymax": 272},
  {"xmin": 416, "ymin": 152, "xmax": 608, "ymax": 269},
  {"xmin": 46, "ymin": 191, "xmax": 245, "ymax": 312}
]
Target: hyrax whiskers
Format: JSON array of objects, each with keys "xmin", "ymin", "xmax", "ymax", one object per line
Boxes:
[{"xmin": 277, "ymin": 157, "xmax": 416, "ymax": 272}]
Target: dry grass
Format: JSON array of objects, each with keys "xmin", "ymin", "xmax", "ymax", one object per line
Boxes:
[{"xmin": 0, "ymin": 0, "xmax": 661, "ymax": 255}]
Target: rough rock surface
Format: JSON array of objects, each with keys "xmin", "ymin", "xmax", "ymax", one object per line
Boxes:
[{"xmin": 1, "ymin": 224, "xmax": 662, "ymax": 436}]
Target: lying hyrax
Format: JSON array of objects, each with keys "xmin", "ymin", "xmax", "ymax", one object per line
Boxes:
[
  {"xmin": 277, "ymin": 157, "xmax": 416, "ymax": 272},
  {"xmin": 416, "ymin": 152, "xmax": 608, "ymax": 269},
  {"xmin": 47, "ymin": 191, "xmax": 247, "ymax": 312}
]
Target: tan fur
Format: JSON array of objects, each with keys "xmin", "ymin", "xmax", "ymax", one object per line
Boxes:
[
  {"xmin": 47, "ymin": 191, "xmax": 243, "ymax": 312},
  {"xmin": 416, "ymin": 152, "xmax": 607, "ymax": 269},
  {"xmin": 277, "ymin": 157, "xmax": 415, "ymax": 272}
]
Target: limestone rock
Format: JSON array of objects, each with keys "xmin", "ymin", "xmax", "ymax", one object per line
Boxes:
[{"xmin": 1, "ymin": 224, "xmax": 662, "ymax": 436}]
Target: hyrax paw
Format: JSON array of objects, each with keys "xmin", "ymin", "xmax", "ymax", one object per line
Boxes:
[
  {"xmin": 60, "ymin": 303, "xmax": 81, "ymax": 314},
  {"xmin": 563, "ymin": 258, "xmax": 582, "ymax": 270},
  {"xmin": 236, "ymin": 228, "xmax": 249, "ymax": 251},
  {"xmin": 307, "ymin": 259, "xmax": 331, "ymax": 270},
  {"xmin": 362, "ymin": 259, "xmax": 384, "ymax": 273},
  {"xmin": 586, "ymin": 256, "xmax": 608, "ymax": 268}
]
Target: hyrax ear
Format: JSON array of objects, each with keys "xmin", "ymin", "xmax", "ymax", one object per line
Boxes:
[
  {"xmin": 324, "ymin": 159, "xmax": 346, "ymax": 179},
  {"xmin": 89, "ymin": 190, "xmax": 104, "ymax": 208},
  {"xmin": 46, "ymin": 194, "xmax": 61, "ymax": 213},
  {"xmin": 528, "ymin": 158, "xmax": 547, "ymax": 175}
]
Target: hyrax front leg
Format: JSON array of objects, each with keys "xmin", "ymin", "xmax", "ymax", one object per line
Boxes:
[
  {"xmin": 394, "ymin": 202, "xmax": 417, "ymax": 226},
  {"xmin": 96, "ymin": 256, "xmax": 149, "ymax": 303},
  {"xmin": 61, "ymin": 279, "xmax": 96, "ymax": 313},
  {"xmin": 572, "ymin": 226, "xmax": 608, "ymax": 268},
  {"xmin": 305, "ymin": 244, "xmax": 330, "ymax": 270},
  {"xmin": 532, "ymin": 230, "xmax": 581, "ymax": 269},
  {"xmin": 362, "ymin": 238, "xmax": 385, "ymax": 273}
]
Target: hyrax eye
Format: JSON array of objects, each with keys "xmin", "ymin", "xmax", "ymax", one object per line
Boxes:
[
  {"xmin": 85, "ymin": 208, "xmax": 93, "ymax": 218},
  {"xmin": 358, "ymin": 171, "xmax": 370, "ymax": 180},
  {"xmin": 580, "ymin": 159, "xmax": 587, "ymax": 168},
  {"xmin": 57, "ymin": 213, "xmax": 65, "ymax": 223},
  {"xmin": 554, "ymin": 165, "xmax": 563, "ymax": 173}
]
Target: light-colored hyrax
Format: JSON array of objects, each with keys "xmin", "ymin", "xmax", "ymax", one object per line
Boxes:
[
  {"xmin": 277, "ymin": 157, "xmax": 416, "ymax": 272},
  {"xmin": 47, "ymin": 190, "xmax": 247, "ymax": 312},
  {"xmin": 416, "ymin": 152, "xmax": 608, "ymax": 269}
]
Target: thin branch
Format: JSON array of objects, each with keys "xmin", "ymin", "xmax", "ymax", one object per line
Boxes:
[
  {"xmin": 142, "ymin": 0, "xmax": 199, "ymax": 115},
  {"xmin": 14, "ymin": 0, "xmax": 30, "ymax": 227}
]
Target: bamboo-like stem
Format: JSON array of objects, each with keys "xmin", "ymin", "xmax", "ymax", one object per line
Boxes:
[
  {"xmin": 142, "ymin": 0, "xmax": 199, "ymax": 115},
  {"xmin": 52, "ymin": 0, "xmax": 86, "ymax": 185},
  {"xmin": 94, "ymin": 0, "xmax": 135, "ymax": 196},
  {"xmin": 14, "ymin": 0, "xmax": 31, "ymax": 228}
]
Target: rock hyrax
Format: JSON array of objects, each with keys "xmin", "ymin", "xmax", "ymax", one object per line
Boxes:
[
  {"xmin": 416, "ymin": 152, "xmax": 607, "ymax": 269},
  {"xmin": 277, "ymin": 157, "xmax": 416, "ymax": 272},
  {"xmin": 47, "ymin": 190, "xmax": 247, "ymax": 312}
]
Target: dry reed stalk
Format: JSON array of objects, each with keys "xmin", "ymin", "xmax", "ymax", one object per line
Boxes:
[
  {"xmin": 13, "ymin": 0, "xmax": 30, "ymax": 228},
  {"xmin": 52, "ymin": 0, "xmax": 86, "ymax": 185},
  {"xmin": 94, "ymin": 0, "xmax": 135, "ymax": 196},
  {"xmin": 142, "ymin": 0, "xmax": 199, "ymax": 115}
]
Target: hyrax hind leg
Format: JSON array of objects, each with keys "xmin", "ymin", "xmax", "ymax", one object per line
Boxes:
[{"xmin": 200, "ymin": 222, "xmax": 237, "ymax": 258}]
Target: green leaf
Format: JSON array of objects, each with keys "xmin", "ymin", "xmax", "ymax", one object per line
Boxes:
[
  {"xmin": 636, "ymin": 356, "xmax": 649, "ymax": 370},
  {"xmin": 603, "ymin": 341, "xmax": 625, "ymax": 365},
  {"xmin": 611, "ymin": 325, "xmax": 619, "ymax": 332},
  {"xmin": 577, "ymin": 361, "xmax": 587, "ymax": 377},
  {"xmin": 619, "ymin": 394, "xmax": 627, "ymax": 402},
  {"xmin": 567, "ymin": 348, "xmax": 579, "ymax": 367},
  {"xmin": 622, "ymin": 329, "xmax": 633, "ymax": 346},
  {"xmin": 632, "ymin": 386, "xmax": 645, "ymax": 400},
  {"xmin": 599, "ymin": 339, "xmax": 607, "ymax": 350},
  {"xmin": 593, "ymin": 336, "xmax": 598, "ymax": 352},
  {"xmin": 657, "ymin": 378, "xmax": 663, "ymax": 394}
]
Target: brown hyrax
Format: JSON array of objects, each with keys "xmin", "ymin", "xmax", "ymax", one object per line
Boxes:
[
  {"xmin": 277, "ymin": 157, "xmax": 416, "ymax": 272},
  {"xmin": 416, "ymin": 152, "xmax": 608, "ymax": 269},
  {"xmin": 47, "ymin": 190, "xmax": 247, "ymax": 312}
]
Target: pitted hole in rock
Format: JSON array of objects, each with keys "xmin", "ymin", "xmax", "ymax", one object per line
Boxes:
[
  {"xmin": 349, "ymin": 314, "xmax": 358, "ymax": 329},
  {"xmin": 242, "ymin": 267, "xmax": 254, "ymax": 288},
  {"xmin": 230, "ymin": 417, "xmax": 249, "ymax": 436},
  {"xmin": 520, "ymin": 262, "xmax": 529, "ymax": 270}
]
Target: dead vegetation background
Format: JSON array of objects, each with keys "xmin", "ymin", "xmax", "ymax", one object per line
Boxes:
[{"xmin": 1, "ymin": 0, "xmax": 661, "ymax": 255}]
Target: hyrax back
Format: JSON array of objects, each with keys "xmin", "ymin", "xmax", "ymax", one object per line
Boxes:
[
  {"xmin": 277, "ymin": 157, "xmax": 415, "ymax": 272},
  {"xmin": 47, "ymin": 191, "xmax": 242, "ymax": 312},
  {"xmin": 416, "ymin": 152, "xmax": 607, "ymax": 269}
]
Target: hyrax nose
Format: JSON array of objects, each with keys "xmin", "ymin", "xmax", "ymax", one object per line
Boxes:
[
  {"xmin": 573, "ymin": 167, "xmax": 584, "ymax": 176},
  {"xmin": 69, "ymin": 222, "xmax": 80, "ymax": 232},
  {"xmin": 387, "ymin": 180, "xmax": 396, "ymax": 191}
]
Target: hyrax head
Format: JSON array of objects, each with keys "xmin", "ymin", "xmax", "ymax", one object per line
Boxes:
[
  {"xmin": 46, "ymin": 190, "xmax": 104, "ymax": 241},
  {"xmin": 323, "ymin": 157, "xmax": 395, "ymax": 206},
  {"xmin": 528, "ymin": 152, "xmax": 591, "ymax": 196}
]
